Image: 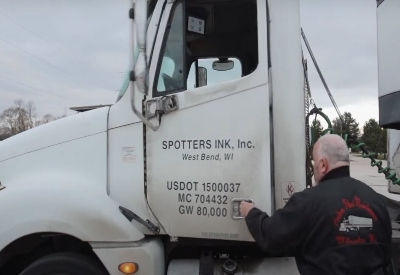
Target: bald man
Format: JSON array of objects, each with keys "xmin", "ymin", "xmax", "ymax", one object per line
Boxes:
[{"xmin": 240, "ymin": 134, "xmax": 391, "ymax": 275}]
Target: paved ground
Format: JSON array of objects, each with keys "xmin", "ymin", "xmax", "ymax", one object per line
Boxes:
[{"xmin": 350, "ymin": 154, "xmax": 400, "ymax": 201}]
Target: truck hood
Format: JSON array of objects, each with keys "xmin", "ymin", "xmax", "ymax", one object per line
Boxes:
[{"xmin": 0, "ymin": 107, "xmax": 110, "ymax": 162}]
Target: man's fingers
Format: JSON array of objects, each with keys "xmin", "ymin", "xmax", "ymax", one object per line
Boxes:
[{"xmin": 240, "ymin": 201, "xmax": 255, "ymax": 217}]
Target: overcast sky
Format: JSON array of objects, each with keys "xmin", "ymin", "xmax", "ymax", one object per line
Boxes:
[
  {"xmin": 301, "ymin": 0, "xmax": 379, "ymax": 128},
  {"xmin": 0, "ymin": 0, "xmax": 131, "ymax": 118},
  {"xmin": 0, "ymin": 0, "xmax": 379, "ymax": 127}
]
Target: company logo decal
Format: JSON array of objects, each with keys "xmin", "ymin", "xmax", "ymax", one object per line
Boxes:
[{"xmin": 333, "ymin": 196, "xmax": 378, "ymax": 244}]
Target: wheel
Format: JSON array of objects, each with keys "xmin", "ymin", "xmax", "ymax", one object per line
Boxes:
[{"xmin": 20, "ymin": 252, "xmax": 108, "ymax": 275}]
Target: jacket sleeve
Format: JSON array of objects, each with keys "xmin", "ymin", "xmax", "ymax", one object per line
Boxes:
[{"xmin": 245, "ymin": 191, "xmax": 310, "ymax": 254}]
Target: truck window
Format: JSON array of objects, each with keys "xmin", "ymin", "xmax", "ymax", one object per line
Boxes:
[
  {"xmin": 156, "ymin": 3, "xmax": 185, "ymax": 93},
  {"xmin": 154, "ymin": 0, "xmax": 258, "ymax": 96}
]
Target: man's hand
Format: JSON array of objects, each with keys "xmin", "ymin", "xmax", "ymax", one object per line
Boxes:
[{"xmin": 240, "ymin": 201, "xmax": 255, "ymax": 217}]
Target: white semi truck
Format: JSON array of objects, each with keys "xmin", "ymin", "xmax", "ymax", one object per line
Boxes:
[{"xmin": 0, "ymin": 0, "xmax": 399, "ymax": 274}]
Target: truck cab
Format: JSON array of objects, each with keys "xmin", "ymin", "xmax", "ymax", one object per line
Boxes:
[{"xmin": 0, "ymin": 0, "xmax": 322, "ymax": 274}]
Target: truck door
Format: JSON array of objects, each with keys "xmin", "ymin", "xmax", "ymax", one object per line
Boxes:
[{"xmin": 145, "ymin": 0, "xmax": 270, "ymax": 242}]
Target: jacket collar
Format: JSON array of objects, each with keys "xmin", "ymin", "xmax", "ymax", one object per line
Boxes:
[{"xmin": 320, "ymin": 165, "xmax": 350, "ymax": 183}]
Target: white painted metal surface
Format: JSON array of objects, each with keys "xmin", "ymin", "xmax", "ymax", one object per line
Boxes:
[
  {"xmin": 145, "ymin": 0, "xmax": 272, "ymax": 242},
  {"xmin": 0, "ymin": 107, "xmax": 109, "ymax": 163},
  {"xmin": 147, "ymin": 83, "xmax": 271, "ymax": 241},
  {"xmin": 377, "ymin": 0, "xmax": 400, "ymax": 97},
  {"xmin": 269, "ymin": 0, "xmax": 307, "ymax": 209},
  {"xmin": 0, "ymin": 177, "xmax": 144, "ymax": 248},
  {"xmin": 0, "ymin": 107, "xmax": 145, "ymax": 249}
]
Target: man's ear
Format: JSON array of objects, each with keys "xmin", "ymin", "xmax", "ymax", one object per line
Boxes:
[{"xmin": 320, "ymin": 158, "xmax": 329, "ymax": 175}]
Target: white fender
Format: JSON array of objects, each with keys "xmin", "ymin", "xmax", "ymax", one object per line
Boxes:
[{"xmin": 0, "ymin": 179, "xmax": 144, "ymax": 249}]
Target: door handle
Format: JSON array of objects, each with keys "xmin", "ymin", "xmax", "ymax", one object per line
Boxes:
[{"xmin": 231, "ymin": 198, "xmax": 254, "ymax": 220}]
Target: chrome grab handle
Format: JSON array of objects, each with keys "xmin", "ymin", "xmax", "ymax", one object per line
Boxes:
[{"xmin": 231, "ymin": 198, "xmax": 254, "ymax": 220}]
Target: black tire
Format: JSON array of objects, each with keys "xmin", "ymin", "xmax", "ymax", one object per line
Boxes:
[{"xmin": 20, "ymin": 252, "xmax": 108, "ymax": 275}]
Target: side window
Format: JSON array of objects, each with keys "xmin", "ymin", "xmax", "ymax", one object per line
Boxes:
[
  {"xmin": 154, "ymin": 0, "xmax": 258, "ymax": 96},
  {"xmin": 156, "ymin": 3, "xmax": 185, "ymax": 94}
]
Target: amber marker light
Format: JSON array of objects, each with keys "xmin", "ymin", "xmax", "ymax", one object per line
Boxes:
[{"xmin": 118, "ymin": 262, "xmax": 138, "ymax": 274}]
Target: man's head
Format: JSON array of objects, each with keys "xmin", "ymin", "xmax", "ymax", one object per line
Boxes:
[{"xmin": 312, "ymin": 134, "xmax": 350, "ymax": 184}]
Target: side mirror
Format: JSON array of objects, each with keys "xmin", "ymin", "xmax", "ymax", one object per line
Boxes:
[
  {"xmin": 134, "ymin": 0, "xmax": 148, "ymax": 94},
  {"xmin": 212, "ymin": 58, "xmax": 234, "ymax": 71},
  {"xmin": 135, "ymin": 0, "xmax": 147, "ymax": 50},
  {"xmin": 198, "ymin": 67, "xmax": 207, "ymax": 87}
]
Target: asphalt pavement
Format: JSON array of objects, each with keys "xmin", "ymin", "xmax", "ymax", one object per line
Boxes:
[{"xmin": 350, "ymin": 154, "xmax": 400, "ymax": 201}]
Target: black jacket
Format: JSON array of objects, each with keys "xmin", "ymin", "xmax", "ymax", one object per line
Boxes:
[{"xmin": 246, "ymin": 166, "xmax": 392, "ymax": 275}]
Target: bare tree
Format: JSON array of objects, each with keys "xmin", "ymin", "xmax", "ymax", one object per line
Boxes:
[
  {"xmin": 0, "ymin": 100, "xmax": 37, "ymax": 137},
  {"xmin": 35, "ymin": 113, "xmax": 57, "ymax": 126},
  {"xmin": 0, "ymin": 126, "xmax": 9, "ymax": 141},
  {"xmin": 0, "ymin": 100, "xmax": 65, "ymax": 140}
]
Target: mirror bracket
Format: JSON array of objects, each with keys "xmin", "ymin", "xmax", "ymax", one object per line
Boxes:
[{"xmin": 145, "ymin": 95, "xmax": 178, "ymax": 119}]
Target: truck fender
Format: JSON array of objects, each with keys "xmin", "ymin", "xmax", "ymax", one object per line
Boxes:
[{"xmin": 0, "ymin": 180, "xmax": 145, "ymax": 250}]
